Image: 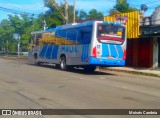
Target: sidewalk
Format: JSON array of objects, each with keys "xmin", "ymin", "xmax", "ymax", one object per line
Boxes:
[
  {"xmin": 100, "ymin": 67, "xmax": 160, "ymax": 77},
  {"xmin": 0, "ymin": 55, "xmax": 28, "ymax": 59}
]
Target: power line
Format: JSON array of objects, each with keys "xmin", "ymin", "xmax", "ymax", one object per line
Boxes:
[
  {"xmin": 131, "ymin": 0, "xmax": 160, "ymax": 6},
  {"xmin": 0, "ymin": 0, "xmax": 45, "ymax": 13},
  {"xmin": 0, "ymin": 0, "xmax": 23, "ymax": 6},
  {"xmin": 0, "ymin": 6, "xmax": 40, "ymax": 16}
]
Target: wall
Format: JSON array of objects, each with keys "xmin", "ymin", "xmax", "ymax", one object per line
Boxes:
[
  {"xmin": 138, "ymin": 38, "xmax": 153, "ymax": 68},
  {"xmin": 126, "ymin": 39, "xmax": 139, "ymax": 67},
  {"xmin": 152, "ymin": 37, "xmax": 159, "ymax": 68},
  {"xmin": 126, "ymin": 38, "xmax": 153, "ymax": 68},
  {"xmin": 152, "ymin": 7, "xmax": 160, "ymax": 25}
]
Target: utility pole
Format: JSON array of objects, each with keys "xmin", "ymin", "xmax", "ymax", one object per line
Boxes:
[
  {"xmin": 18, "ymin": 42, "xmax": 20, "ymax": 57},
  {"xmin": 17, "ymin": 35, "xmax": 20, "ymax": 57},
  {"xmin": 65, "ymin": 0, "xmax": 68, "ymax": 24},
  {"xmin": 6, "ymin": 40, "xmax": 8, "ymax": 56},
  {"xmin": 2, "ymin": 42, "xmax": 4, "ymax": 54},
  {"xmin": 50, "ymin": 0, "xmax": 68, "ymax": 24},
  {"xmin": 43, "ymin": 20, "xmax": 46, "ymax": 30},
  {"xmin": 73, "ymin": 0, "xmax": 76, "ymax": 23}
]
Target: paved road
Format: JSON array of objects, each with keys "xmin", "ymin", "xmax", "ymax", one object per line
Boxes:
[{"xmin": 0, "ymin": 58, "xmax": 160, "ymax": 118}]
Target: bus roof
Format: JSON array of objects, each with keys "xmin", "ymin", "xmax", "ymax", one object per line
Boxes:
[
  {"xmin": 31, "ymin": 30, "xmax": 45, "ymax": 34},
  {"xmin": 31, "ymin": 21, "xmax": 124, "ymax": 34},
  {"xmin": 55, "ymin": 21, "xmax": 124, "ymax": 30},
  {"xmin": 56, "ymin": 21, "xmax": 94, "ymax": 30}
]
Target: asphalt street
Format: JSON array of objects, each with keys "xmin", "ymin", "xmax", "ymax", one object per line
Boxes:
[{"xmin": 0, "ymin": 58, "xmax": 160, "ymax": 118}]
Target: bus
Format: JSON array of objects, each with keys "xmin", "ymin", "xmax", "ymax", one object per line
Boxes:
[{"xmin": 28, "ymin": 21, "xmax": 126, "ymax": 72}]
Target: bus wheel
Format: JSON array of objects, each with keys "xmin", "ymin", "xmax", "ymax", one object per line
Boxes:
[
  {"xmin": 60, "ymin": 57, "xmax": 67, "ymax": 71},
  {"xmin": 68, "ymin": 66, "xmax": 74, "ymax": 71},
  {"xmin": 35, "ymin": 61, "xmax": 41, "ymax": 66},
  {"xmin": 34, "ymin": 53, "xmax": 41, "ymax": 66},
  {"xmin": 37, "ymin": 62, "xmax": 41, "ymax": 66},
  {"xmin": 84, "ymin": 66, "xmax": 96, "ymax": 73},
  {"xmin": 55, "ymin": 64, "xmax": 60, "ymax": 68}
]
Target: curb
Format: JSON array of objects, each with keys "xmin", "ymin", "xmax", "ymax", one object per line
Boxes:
[
  {"xmin": 99, "ymin": 68, "xmax": 160, "ymax": 77},
  {"xmin": 1, "ymin": 56, "xmax": 28, "ymax": 60}
]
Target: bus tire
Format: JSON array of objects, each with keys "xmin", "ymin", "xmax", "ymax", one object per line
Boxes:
[
  {"xmin": 68, "ymin": 66, "xmax": 74, "ymax": 71},
  {"xmin": 35, "ymin": 61, "xmax": 41, "ymax": 66},
  {"xmin": 60, "ymin": 56, "xmax": 67, "ymax": 71},
  {"xmin": 55, "ymin": 64, "xmax": 60, "ymax": 68},
  {"xmin": 84, "ymin": 66, "xmax": 96, "ymax": 73},
  {"xmin": 34, "ymin": 53, "xmax": 41, "ymax": 66}
]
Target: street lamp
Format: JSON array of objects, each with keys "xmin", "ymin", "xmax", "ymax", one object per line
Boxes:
[
  {"xmin": 7, "ymin": 40, "xmax": 8, "ymax": 56},
  {"xmin": 2, "ymin": 42, "xmax": 4, "ymax": 54},
  {"xmin": 17, "ymin": 35, "xmax": 21, "ymax": 57}
]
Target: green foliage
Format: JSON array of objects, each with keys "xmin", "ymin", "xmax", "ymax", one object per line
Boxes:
[
  {"xmin": 39, "ymin": 8, "xmax": 64, "ymax": 28},
  {"xmin": 110, "ymin": 0, "xmax": 137, "ymax": 15},
  {"xmin": 78, "ymin": 10, "xmax": 88, "ymax": 21},
  {"xmin": 0, "ymin": 19, "xmax": 15, "ymax": 53},
  {"xmin": 88, "ymin": 9, "xmax": 103, "ymax": 20},
  {"xmin": 77, "ymin": 9, "xmax": 104, "ymax": 22},
  {"xmin": 0, "ymin": 14, "xmax": 42, "ymax": 53},
  {"xmin": 43, "ymin": 0, "xmax": 104, "ymax": 24},
  {"xmin": 44, "ymin": 0, "xmax": 56, "ymax": 8},
  {"xmin": 0, "ymin": 0, "xmax": 105, "ymax": 54}
]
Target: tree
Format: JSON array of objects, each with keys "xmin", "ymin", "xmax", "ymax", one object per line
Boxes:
[
  {"xmin": 8, "ymin": 15, "xmax": 24, "ymax": 36},
  {"xmin": 44, "ymin": 0, "xmax": 64, "ymax": 19},
  {"xmin": 77, "ymin": 9, "xmax": 103, "ymax": 22},
  {"xmin": 88, "ymin": 9, "xmax": 103, "ymax": 20},
  {"xmin": 0, "ymin": 19, "xmax": 15, "ymax": 54},
  {"xmin": 43, "ymin": 0, "xmax": 66, "ymax": 26},
  {"xmin": 77, "ymin": 10, "xmax": 88, "ymax": 21},
  {"xmin": 8, "ymin": 15, "xmax": 28, "ymax": 52},
  {"xmin": 0, "ymin": 0, "xmax": 106, "ymax": 54},
  {"xmin": 0, "ymin": 14, "xmax": 42, "ymax": 53},
  {"xmin": 43, "ymin": 1, "xmax": 104, "ymax": 24},
  {"xmin": 109, "ymin": 0, "xmax": 137, "ymax": 15}
]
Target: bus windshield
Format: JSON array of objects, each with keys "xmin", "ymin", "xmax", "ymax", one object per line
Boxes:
[{"xmin": 97, "ymin": 23, "xmax": 125, "ymax": 44}]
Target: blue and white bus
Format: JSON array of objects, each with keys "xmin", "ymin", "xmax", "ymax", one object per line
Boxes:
[{"xmin": 28, "ymin": 21, "xmax": 127, "ymax": 72}]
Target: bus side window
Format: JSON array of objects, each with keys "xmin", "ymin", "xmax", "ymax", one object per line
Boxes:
[
  {"xmin": 30, "ymin": 34, "xmax": 33, "ymax": 44},
  {"xmin": 76, "ymin": 29, "xmax": 82, "ymax": 43},
  {"xmin": 35, "ymin": 33, "xmax": 42, "ymax": 45},
  {"xmin": 82, "ymin": 26, "xmax": 92, "ymax": 44},
  {"xmin": 55, "ymin": 30, "xmax": 66, "ymax": 38},
  {"xmin": 32, "ymin": 34, "xmax": 36, "ymax": 45},
  {"xmin": 67, "ymin": 29, "xmax": 77, "ymax": 41},
  {"xmin": 77, "ymin": 26, "xmax": 93, "ymax": 44}
]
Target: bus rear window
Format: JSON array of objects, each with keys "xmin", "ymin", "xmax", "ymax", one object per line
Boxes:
[{"xmin": 97, "ymin": 24, "xmax": 125, "ymax": 44}]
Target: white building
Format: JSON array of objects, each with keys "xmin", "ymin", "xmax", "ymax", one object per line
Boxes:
[{"xmin": 151, "ymin": 6, "xmax": 160, "ymax": 25}]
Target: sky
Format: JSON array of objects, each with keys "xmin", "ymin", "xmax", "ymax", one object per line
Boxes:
[{"xmin": 0, "ymin": 0, "xmax": 159, "ymax": 21}]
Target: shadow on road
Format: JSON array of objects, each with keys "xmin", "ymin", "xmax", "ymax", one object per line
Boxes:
[{"xmin": 27, "ymin": 63, "xmax": 116, "ymax": 76}]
